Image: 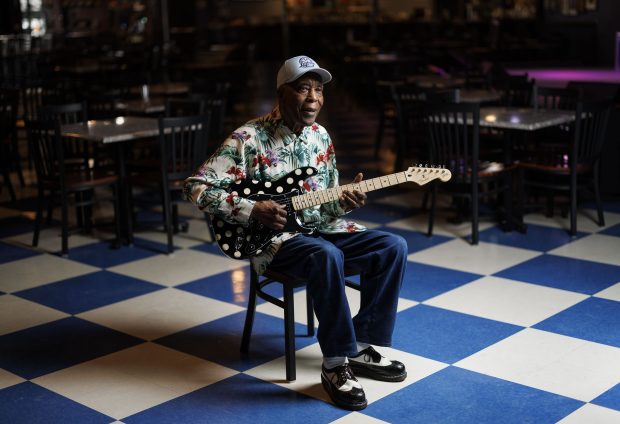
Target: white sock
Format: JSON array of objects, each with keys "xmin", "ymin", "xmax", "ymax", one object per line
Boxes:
[
  {"xmin": 356, "ymin": 342, "xmax": 371, "ymax": 354},
  {"xmin": 323, "ymin": 356, "xmax": 348, "ymax": 370}
]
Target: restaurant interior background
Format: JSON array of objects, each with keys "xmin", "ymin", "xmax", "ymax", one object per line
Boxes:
[{"xmin": 3, "ymin": 0, "xmax": 619, "ymax": 197}]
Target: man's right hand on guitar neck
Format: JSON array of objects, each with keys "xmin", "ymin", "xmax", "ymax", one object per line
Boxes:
[{"xmin": 250, "ymin": 200, "xmax": 288, "ymax": 230}]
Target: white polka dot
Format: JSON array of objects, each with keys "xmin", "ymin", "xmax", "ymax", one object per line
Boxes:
[
  {"xmin": 243, "ymin": 188, "xmax": 251, "ymax": 195},
  {"xmin": 216, "ymin": 221, "xmax": 224, "ymax": 228},
  {"xmin": 276, "ymin": 186, "xmax": 283, "ymax": 193},
  {"xmin": 298, "ymin": 181, "xmax": 304, "ymax": 186},
  {"xmin": 252, "ymin": 180, "xmax": 258, "ymax": 184},
  {"xmin": 215, "ymin": 234, "xmax": 221, "ymax": 240},
  {"xmin": 256, "ymin": 249, "xmax": 262, "ymax": 255},
  {"xmin": 234, "ymin": 251, "xmax": 241, "ymax": 258},
  {"xmin": 225, "ymin": 230, "xmax": 232, "ymax": 237},
  {"xmin": 295, "ymin": 169, "xmax": 302, "ymax": 175},
  {"xmin": 265, "ymin": 182, "xmax": 272, "ymax": 188},
  {"xmin": 287, "ymin": 177, "xmax": 294, "ymax": 184},
  {"xmin": 246, "ymin": 235, "xmax": 251, "ymax": 241},
  {"xmin": 236, "ymin": 227, "xmax": 243, "ymax": 233},
  {"xmin": 222, "ymin": 244, "xmax": 229, "ymax": 251},
  {"xmin": 258, "ymin": 191, "xmax": 264, "ymax": 194},
  {"xmin": 306, "ymin": 168, "xmax": 313, "ymax": 175}
]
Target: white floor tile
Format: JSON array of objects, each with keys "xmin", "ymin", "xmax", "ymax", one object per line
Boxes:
[
  {"xmin": 594, "ymin": 283, "xmax": 620, "ymax": 302},
  {"xmin": 5, "ymin": 228, "xmax": 100, "ymax": 254},
  {"xmin": 33, "ymin": 342, "xmax": 238, "ymax": 420},
  {"xmin": 424, "ymin": 276, "xmax": 588, "ymax": 327},
  {"xmin": 523, "ymin": 210, "xmax": 620, "ymax": 234},
  {"xmin": 256, "ymin": 286, "xmax": 417, "ymax": 325},
  {"xmin": 0, "ymin": 254, "xmax": 99, "ymax": 293},
  {"xmin": 0, "ymin": 368, "xmax": 25, "ymax": 390},
  {"xmin": 330, "ymin": 412, "xmax": 390, "ymax": 424},
  {"xmin": 77, "ymin": 288, "xmax": 244, "ymax": 340},
  {"xmin": 548, "ymin": 234, "xmax": 620, "ymax": 267},
  {"xmin": 107, "ymin": 249, "xmax": 244, "ymax": 286},
  {"xmin": 455, "ymin": 328, "xmax": 620, "ymax": 402},
  {"xmin": 556, "ymin": 403, "xmax": 620, "ymax": 424},
  {"xmin": 244, "ymin": 343, "xmax": 447, "ymax": 405},
  {"xmin": 407, "ymin": 239, "xmax": 540, "ymax": 275},
  {"xmin": 0, "ymin": 295, "xmax": 69, "ymax": 336}
]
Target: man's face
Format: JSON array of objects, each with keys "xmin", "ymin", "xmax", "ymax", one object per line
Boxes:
[{"xmin": 278, "ymin": 72, "xmax": 324, "ymax": 133}]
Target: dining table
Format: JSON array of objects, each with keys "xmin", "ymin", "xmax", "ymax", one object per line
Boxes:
[
  {"xmin": 62, "ymin": 116, "xmax": 160, "ymax": 244},
  {"xmin": 115, "ymin": 98, "xmax": 166, "ymax": 115}
]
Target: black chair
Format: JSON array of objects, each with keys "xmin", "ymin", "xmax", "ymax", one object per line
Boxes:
[
  {"xmin": 241, "ymin": 267, "xmax": 361, "ymax": 382},
  {"xmin": 424, "ymin": 102, "xmax": 516, "ymax": 245},
  {"xmin": 535, "ymin": 87, "xmax": 580, "ymax": 111},
  {"xmin": 499, "ymin": 76, "xmax": 535, "ymax": 107},
  {"xmin": 1, "ymin": 88, "xmax": 22, "ymax": 199},
  {"xmin": 165, "ymin": 98, "xmax": 205, "ymax": 117},
  {"xmin": 86, "ymin": 94, "xmax": 119, "ymax": 120},
  {"xmin": 26, "ymin": 119, "xmax": 121, "ymax": 256},
  {"xmin": 518, "ymin": 100, "xmax": 612, "ymax": 235},
  {"xmin": 373, "ymin": 80, "xmax": 401, "ymax": 158},
  {"xmin": 131, "ymin": 115, "xmax": 210, "ymax": 253}
]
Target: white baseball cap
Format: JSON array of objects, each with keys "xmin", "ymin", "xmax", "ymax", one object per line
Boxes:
[{"xmin": 276, "ymin": 55, "xmax": 332, "ymax": 89}]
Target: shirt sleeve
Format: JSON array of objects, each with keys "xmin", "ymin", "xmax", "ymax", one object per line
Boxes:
[
  {"xmin": 319, "ymin": 133, "xmax": 348, "ymax": 220},
  {"xmin": 183, "ymin": 129, "xmax": 256, "ymax": 224}
]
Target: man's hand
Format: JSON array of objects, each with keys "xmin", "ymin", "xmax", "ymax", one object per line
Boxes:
[
  {"xmin": 250, "ymin": 200, "xmax": 288, "ymax": 230},
  {"xmin": 339, "ymin": 173, "xmax": 367, "ymax": 212}
]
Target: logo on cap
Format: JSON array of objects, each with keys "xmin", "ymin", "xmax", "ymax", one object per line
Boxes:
[{"xmin": 299, "ymin": 57, "xmax": 315, "ymax": 68}]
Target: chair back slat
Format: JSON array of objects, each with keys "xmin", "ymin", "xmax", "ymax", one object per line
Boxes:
[
  {"xmin": 26, "ymin": 119, "xmax": 64, "ymax": 185},
  {"xmin": 425, "ymin": 103, "xmax": 480, "ymax": 184},
  {"xmin": 159, "ymin": 115, "xmax": 210, "ymax": 183},
  {"xmin": 574, "ymin": 100, "xmax": 611, "ymax": 166}
]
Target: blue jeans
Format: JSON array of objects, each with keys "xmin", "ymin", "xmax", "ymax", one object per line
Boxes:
[{"xmin": 268, "ymin": 230, "xmax": 408, "ymax": 357}]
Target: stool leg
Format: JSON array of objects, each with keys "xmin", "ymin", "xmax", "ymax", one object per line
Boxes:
[
  {"xmin": 241, "ymin": 271, "xmax": 259, "ymax": 353},
  {"xmin": 283, "ymin": 283, "xmax": 296, "ymax": 382},
  {"xmin": 306, "ymin": 291, "xmax": 314, "ymax": 337}
]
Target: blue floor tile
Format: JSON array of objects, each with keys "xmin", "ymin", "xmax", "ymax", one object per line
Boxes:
[
  {"xmin": 155, "ymin": 311, "xmax": 317, "ymax": 373},
  {"xmin": 378, "ymin": 226, "xmax": 452, "ymax": 253},
  {"xmin": 534, "ymin": 297, "xmax": 620, "ymax": 348},
  {"xmin": 495, "ymin": 254, "xmax": 620, "ymax": 295},
  {"xmin": 191, "ymin": 241, "xmax": 225, "ymax": 255},
  {"xmin": 0, "ymin": 241, "xmax": 40, "ymax": 265},
  {"xmin": 14, "ymin": 270, "xmax": 163, "ymax": 314},
  {"xmin": 393, "ymin": 305, "xmax": 522, "ymax": 364},
  {"xmin": 600, "ymin": 223, "xmax": 620, "ymax": 238},
  {"xmin": 478, "ymin": 223, "xmax": 587, "ymax": 251},
  {"xmin": 0, "ymin": 215, "xmax": 37, "ymax": 238},
  {"xmin": 347, "ymin": 203, "xmax": 418, "ymax": 224},
  {"xmin": 0, "ymin": 317, "xmax": 143, "ymax": 379},
  {"xmin": 63, "ymin": 241, "xmax": 161, "ymax": 268},
  {"xmin": 0, "ymin": 382, "xmax": 112, "ymax": 424},
  {"xmin": 401, "ymin": 262, "xmax": 482, "ymax": 302},
  {"xmin": 365, "ymin": 367, "xmax": 582, "ymax": 424},
  {"xmin": 177, "ymin": 267, "xmax": 256, "ymax": 307},
  {"xmin": 593, "ymin": 383, "xmax": 620, "ymax": 411},
  {"xmin": 123, "ymin": 373, "xmax": 348, "ymax": 424}
]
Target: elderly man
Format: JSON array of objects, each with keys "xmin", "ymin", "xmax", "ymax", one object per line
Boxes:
[{"xmin": 184, "ymin": 56, "xmax": 408, "ymax": 411}]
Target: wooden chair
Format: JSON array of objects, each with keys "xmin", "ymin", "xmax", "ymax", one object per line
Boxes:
[
  {"xmin": 26, "ymin": 119, "xmax": 121, "ymax": 256},
  {"xmin": 518, "ymin": 100, "xmax": 612, "ymax": 235},
  {"xmin": 241, "ymin": 267, "xmax": 361, "ymax": 382},
  {"xmin": 424, "ymin": 102, "xmax": 516, "ymax": 244}
]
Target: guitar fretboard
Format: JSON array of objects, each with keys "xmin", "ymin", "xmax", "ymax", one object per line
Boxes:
[{"xmin": 291, "ymin": 171, "xmax": 409, "ymax": 211}]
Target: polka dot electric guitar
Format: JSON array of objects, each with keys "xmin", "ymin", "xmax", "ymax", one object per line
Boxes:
[{"xmin": 211, "ymin": 165, "xmax": 451, "ymax": 260}]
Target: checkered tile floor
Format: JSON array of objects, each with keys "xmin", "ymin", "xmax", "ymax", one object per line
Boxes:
[{"xmin": 1, "ymin": 183, "xmax": 620, "ymax": 424}]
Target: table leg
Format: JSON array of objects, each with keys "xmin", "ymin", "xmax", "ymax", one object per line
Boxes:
[{"xmin": 116, "ymin": 143, "xmax": 134, "ymax": 245}]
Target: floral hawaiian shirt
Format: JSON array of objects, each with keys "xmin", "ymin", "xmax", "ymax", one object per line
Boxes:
[{"xmin": 184, "ymin": 106, "xmax": 366, "ymax": 274}]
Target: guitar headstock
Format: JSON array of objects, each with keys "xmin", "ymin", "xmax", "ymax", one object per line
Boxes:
[{"xmin": 404, "ymin": 165, "xmax": 452, "ymax": 185}]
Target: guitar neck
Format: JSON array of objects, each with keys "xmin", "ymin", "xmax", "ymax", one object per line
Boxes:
[{"xmin": 291, "ymin": 171, "xmax": 408, "ymax": 211}]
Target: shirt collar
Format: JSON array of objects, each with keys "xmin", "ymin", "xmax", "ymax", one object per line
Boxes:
[{"xmin": 270, "ymin": 106, "xmax": 309, "ymax": 146}]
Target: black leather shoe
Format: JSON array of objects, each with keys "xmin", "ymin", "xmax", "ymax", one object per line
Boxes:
[
  {"xmin": 349, "ymin": 346, "xmax": 407, "ymax": 382},
  {"xmin": 321, "ymin": 364, "xmax": 367, "ymax": 411}
]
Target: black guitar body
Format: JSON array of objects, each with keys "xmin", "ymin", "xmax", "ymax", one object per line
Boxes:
[{"xmin": 211, "ymin": 167, "xmax": 318, "ymax": 259}]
